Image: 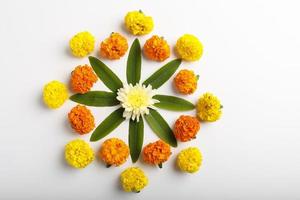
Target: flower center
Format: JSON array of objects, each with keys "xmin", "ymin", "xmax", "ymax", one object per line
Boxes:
[{"xmin": 127, "ymin": 89, "xmax": 148, "ymax": 108}]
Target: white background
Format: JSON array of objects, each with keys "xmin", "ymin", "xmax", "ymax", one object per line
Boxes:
[{"xmin": 0, "ymin": 0, "xmax": 300, "ymax": 199}]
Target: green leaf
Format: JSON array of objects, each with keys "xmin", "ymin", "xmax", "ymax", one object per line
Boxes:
[
  {"xmin": 129, "ymin": 118, "xmax": 144, "ymax": 163},
  {"xmin": 89, "ymin": 56, "xmax": 123, "ymax": 93},
  {"xmin": 70, "ymin": 91, "xmax": 119, "ymax": 107},
  {"xmin": 144, "ymin": 109, "xmax": 177, "ymax": 147},
  {"xmin": 153, "ymin": 95, "xmax": 195, "ymax": 111},
  {"xmin": 127, "ymin": 39, "xmax": 141, "ymax": 85},
  {"xmin": 90, "ymin": 108, "xmax": 125, "ymax": 142},
  {"xmin": 143, "ymin": 59, "xmax": 181, "ymax": 89}
]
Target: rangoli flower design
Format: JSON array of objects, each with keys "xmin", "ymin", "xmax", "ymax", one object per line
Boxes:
[
  {"xmin": 42, "ymin": 10, "xmax": 223, "ymax": 193},
  {"xmin": 70, "ymin": 39, "xmax": 191, "ymax": 157}
]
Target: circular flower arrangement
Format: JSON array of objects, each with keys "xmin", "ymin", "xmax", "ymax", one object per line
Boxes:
[{"xmin": 42, "ymin": 10, "xmax": 223, "ymax": 192}]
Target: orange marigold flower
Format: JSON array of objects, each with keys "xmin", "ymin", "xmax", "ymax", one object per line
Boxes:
[
  {"xmin": 173, "ymin": 69, "xmax": 198, "ymax": 94},
  {"xmin": 99, "ymin": 138, "xmax": 129, "ymax": 167},
  {"xmin": 142, "ymin": 140, "xmax": 171, "ymax": 168},
  {"xmin": 68, "ymin": 105, "xmax": 95, "ymax": 134},
  {"xmin": 70, "ymin": 65, "xmax": 97, "ymax": 94},
  {"xmin": 100, "ymin": 32, "xmax": 128, "ymax": 60},
  {"xmin": 143, "ymin": 35, "xmax": 170, "ymax": 61},
  {"xmin": 174, "ymin": 115, "xmax": 200, "ymax": 142}
]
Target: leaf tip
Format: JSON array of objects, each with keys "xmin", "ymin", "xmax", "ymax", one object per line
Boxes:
[
  {"xmin": 69, "ymin": 94, "xmax": 80, "ymax": 103},
  {"xmin": 175, "ymin": 58, "xmax": 182, "ymax": 63},
  {"xmin": 89, "ymin": 136, "xmax": 97, "ymax": 142},
  {"xmin": 88, "ymin": 56, "xmax": 98, "ymax": 64},
  {"xmin": 69, "ymin": 95, "xmax": 75, "ymax": 101},
  {"xmin": 171, "ymin": 140, "xmax": 178, "ymax": 147}
]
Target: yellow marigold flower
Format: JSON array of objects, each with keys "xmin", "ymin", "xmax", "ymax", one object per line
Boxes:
[
  {"xmin": 100, "ymin": 32, "xmax": 128, "ymax": 60},
  {"xmin": 143, "ymin": 35, "xmax": 170, "ymax": 61},
  {"xmin": 120, "ymin": 167, "xmax": 148, "ymax": 192},
  {"xmin": 177, "ymin": 147, "xmax": 202, "ymax": 173},
  {"xmin": 197, "ymin": 92, "xmax": 222, "ymax": 122},
  {"xmin": 174, "ymin": 69, "xmax": 198, "ymax": 94},
  {"xmin": 69, "ymin": 31, "xmax": 95, "ymax": 57},
  {"xmin": 142, "ymin": 140, "xmax": 171, "ymax": 168},
  {"xmin": 70, "ymin": 65, "xmax": 97, "ymax": 94},
  {"xmin": 176, "ymin": 34, "xmax": 203, "ymax": 61},
  {"xmin": 99, "ymin": 138, "xmax": 129, "ymax": 167},
  {"xmin": 68, "ymin": 105, "xmax": 95, "ymax": 134},
  {"xmin": 65, "ymin": 139, "xmax": 94, "ymax": 169},
  {"xmin": 124, "ymin": 10, "xmax": 154, "ymax": 35},
  {"xmin": 174, "ymin": 115, "xmax": 200, "ymax": 142},
  {"xmin": 43, "ymin": 80, "xmax": 68, "ymax": 109}
]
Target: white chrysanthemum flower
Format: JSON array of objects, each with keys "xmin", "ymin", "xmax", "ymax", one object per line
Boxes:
[{"xmin": 117, "ymin": 83, "xmax": 159, "ymax": 121}]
